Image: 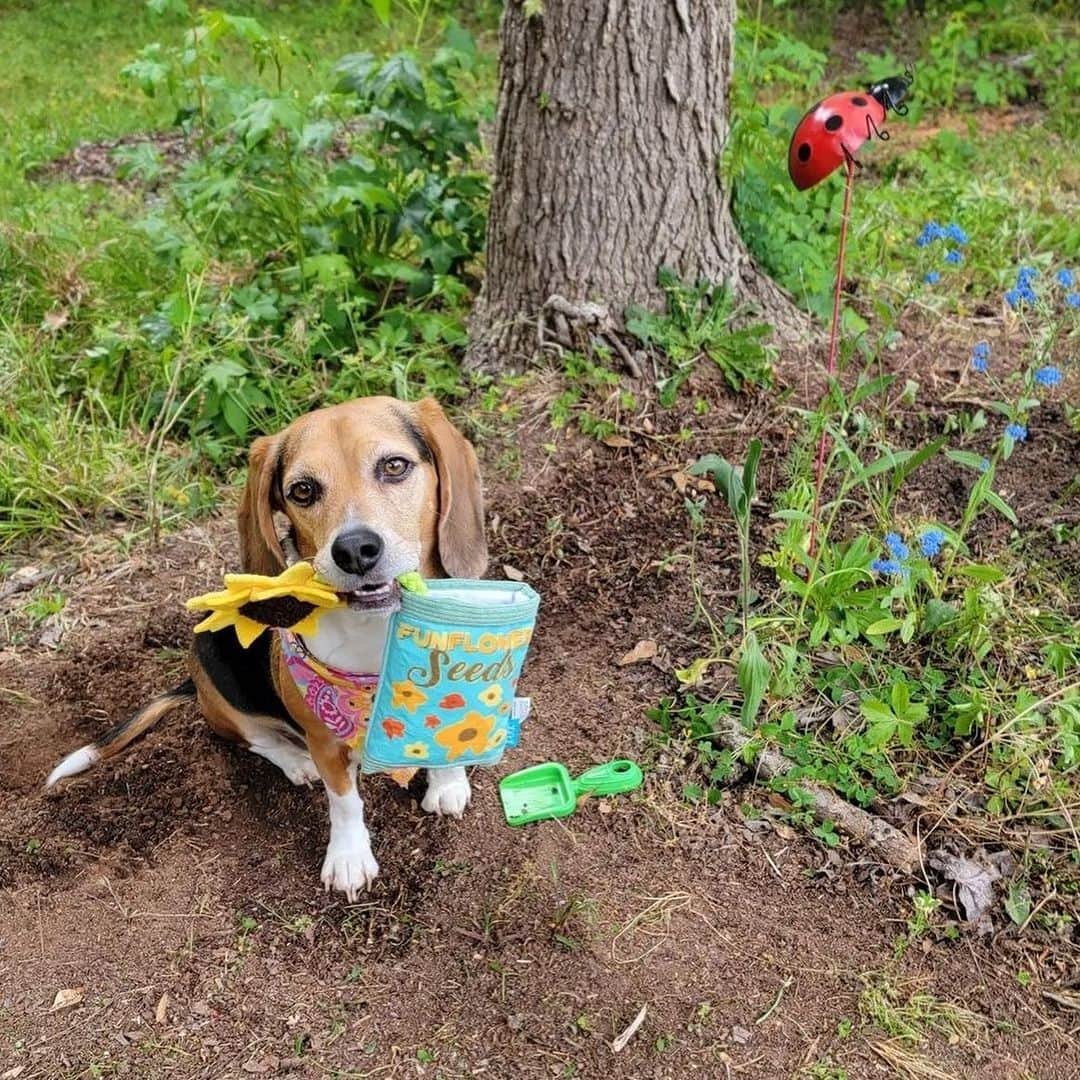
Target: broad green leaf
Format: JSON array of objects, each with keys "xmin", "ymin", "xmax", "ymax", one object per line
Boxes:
[
  {"xmin": 983, "ymin": 489, "xmax": 1018, "ymax": 525},
  {"xmin": 335, "ymin": 52, "xmax": 377, "ymax": 94},
  {"xmin": 864, "ymin": 719, "xmax": 897, "ymax": 748},
  {"xmin": 300, "ymin": 254, "xmax": 355, "ymax": 290},
  {"xmin": 923, "ymin": 599, "xmax": 957, "ymax": 633},
  {"xmin": 891, "ymin": 680, "xmax": 911, "ymax": 716},
  {"xmin": 675, "ymin": 655, "xmax": 718, "ymax": 686},
  {"xmin": 370, "ymin": 54, "xmax": 424, "ymax": 100},
  {"xmin": 738, "ymin": 631, "xmax": 770, "ymax": 729},
  {"xmin": 865, "ymin": 617, "xmax": 904, "ymax": 636},
  {"xmin": 953, "ymin": 564, "xmax": 1005, "ymax": 583},
  {"xmin": 221, "ymin": 394, "xmax": 249, "ymax": 439},
  {"xmin": 946, "ymin": 448, "xmax": 988, "ymax": 471},
  {"xmin": 234, "ymin": 96, "xmax": 303, "ymax": 146},
  {"xmin": 860, "ymin": 698, "xmax": 896, "ymax": 725},
  {"xmin": 847, "ymin": 373, "xmax": 895, "ymax": 408},
  {"xmin": 1004, "ymin": 883, "xmax": 1032, "ymax": 926},
  {"xmin": 367, "ymin": 0, "xmax": 391, "ymax": 26},
  {"xmin": 742, "ymin": 438, "xmax": 762, "ymax": 509}
]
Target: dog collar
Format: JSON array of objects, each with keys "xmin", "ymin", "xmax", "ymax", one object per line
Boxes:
[{"xmin": 279, "ymin": 630, "xmax": 378, "ymax": 748}]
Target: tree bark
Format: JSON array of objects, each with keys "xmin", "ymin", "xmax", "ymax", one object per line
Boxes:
[{"xmin": 467, "ymin": 0, "xmax": 809, "ymax": 372}]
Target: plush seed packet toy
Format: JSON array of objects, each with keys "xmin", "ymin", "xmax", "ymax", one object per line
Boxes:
[{"xmin": 362, "ymin": 579, "xmax": 539, "ymax": 775}]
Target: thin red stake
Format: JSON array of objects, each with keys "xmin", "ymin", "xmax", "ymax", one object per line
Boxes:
[{"xmin": 809, "ymin": 152, "xmax": 857, "ymax": 558}]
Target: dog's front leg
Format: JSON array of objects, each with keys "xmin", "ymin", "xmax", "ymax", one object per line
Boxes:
[{"xmin": 306, "ymin": 729, "xmax": 379, "ymax": 899}]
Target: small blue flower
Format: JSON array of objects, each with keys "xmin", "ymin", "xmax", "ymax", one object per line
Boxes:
[
  {"xmin": 915, "ymin": 221, "xmax": 946, "ymax": 247},
  {"xmin": 924, "ymin": 271, "xmax": 941, "ymax": 285},
  {"xmin": 978, "ymin": 458, "xmax": 990, "ymax": 473},
  {"xmin": 1034, "ymin": 366, "xmax": 1062, "ymax": 387},
  {"xmin": 944, "ymin": 249, "xmax": 962, "ymax": 265},
  {"xmin": 919, "ymin": 529, "xmax": 945, "ymax": 558},
  {"xmin": 1005, "ymin": 288, "xmax": 1021, "ymax": 308},
  {"xmin": 970, "ymin": 341, "xmax": 990, "ymax": 373},
  {"xmin": 884, "ymin": 532, "xmax": 910, "ymax": 560},
  {"xmin": 871, "ymin": 558, "xmax": 904, "ymax": 576},
  {"xmin": 1017, "ymin": 266, "xmax": 1039, "ymax": 286},
  {"xmin": 945, "ymin": 223, "xmax": 968, "ymax": 245},
  {"xmin": 1005, "ymin": 423, "xmax": 1027, "ymax": 442},
  {"xmin": 1057, "ymin": 269, "xmax": 1075, "ymax": 288},
  {"xmin": 1067, "ymin": 292, "xmax": 1080, "ymax": 309},
  {"xmin": 1020, "ymin": 285, "xmax": 1038, "ymax": 304}
]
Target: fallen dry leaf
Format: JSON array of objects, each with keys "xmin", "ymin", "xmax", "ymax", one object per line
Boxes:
[
  {"xmin": 602, "ymin": 435, "xmax": 633, "ymax": 448},
  {"xmin": 502, "ymin": 564, "xmax": 525, "ymax": 581},
  {"xmin": 617, "ymin": 639, "xmax": 657, "ymax": 666},
  {"xmin": 155, "ymin": 992, "xmax": 170, "ymax": 1024},
  {"xmin": 928, "ymin": 849, "xmax": 1001, "ymax": 926},
  {"xmin": 50, "ymin": 987, "xmax": 85, "ymax": 1012},
  {"xmin": 770, "ymin": 821, "xmax": 799, "ymax": 842}
]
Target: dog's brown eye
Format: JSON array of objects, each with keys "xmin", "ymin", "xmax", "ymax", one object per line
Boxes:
[
  {"xmin": 379, "ymin": 456, "xmax": 413, "ymax": 482},
  {"xmin": 287, "ymin": 478, "xmax": 320, "ymax": 506}
]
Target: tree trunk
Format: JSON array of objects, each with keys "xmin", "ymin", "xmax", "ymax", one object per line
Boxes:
[{"xmin": 466, "ymin": 0, "xmax": 809, "ymax": 373}]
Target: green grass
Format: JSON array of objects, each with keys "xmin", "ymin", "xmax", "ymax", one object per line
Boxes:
[{"xmin": 0, "ymin": 0, "xmax": 493, "ymax": 548}]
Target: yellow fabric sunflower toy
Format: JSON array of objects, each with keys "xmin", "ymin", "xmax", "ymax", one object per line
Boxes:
[{"xmin": 185, "ymin": 563, "xmax": 344, "ymax": 647}]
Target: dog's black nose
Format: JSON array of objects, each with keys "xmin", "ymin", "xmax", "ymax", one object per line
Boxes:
[{"xmin": 331, "ymin": 527, "xmax": 384, "ymax": 576}]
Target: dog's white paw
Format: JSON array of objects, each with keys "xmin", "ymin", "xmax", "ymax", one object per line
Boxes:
[
  {"xmin": 250, "ymin": 739, "xmax": 320, "ymax": 786},
  {"xmin": 422, "ymin": 768, "xmax": 471, "ymax": 818},
  {"xmin": 321, "ymin": 838, "xmax": 379, "ymax": 900}
]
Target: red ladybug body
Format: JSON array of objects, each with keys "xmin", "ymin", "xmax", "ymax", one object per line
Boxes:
[{"xmin": 787, "ymin": 73, "xmax": 912, "ymax": 190}]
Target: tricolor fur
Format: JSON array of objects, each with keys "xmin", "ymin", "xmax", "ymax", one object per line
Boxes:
[{"xmin": 47, "ymin": 396, "xmax": 488, "ymax": 899}]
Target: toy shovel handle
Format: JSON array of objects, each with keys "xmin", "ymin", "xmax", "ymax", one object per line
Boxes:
[{"xmin": 572, "ymin": 760, "xmax": 643, "ymax": 798}]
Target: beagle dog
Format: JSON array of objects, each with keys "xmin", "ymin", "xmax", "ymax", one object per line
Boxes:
[{"xmin": 46, "ymin": 396, "xmax": 488, "ymax": 899}]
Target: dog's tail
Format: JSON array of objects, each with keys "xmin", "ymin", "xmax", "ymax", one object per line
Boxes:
[{"xmin": 45, "ymin": 679, "xmax": 197, "ymax": 788}]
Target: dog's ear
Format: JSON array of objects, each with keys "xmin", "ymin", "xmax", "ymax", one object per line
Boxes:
[
  {"xmin": 237, "ymin": 434, "xmax": 286, "ymax": 575},
  {"xmin": 415, "ymin": 398, "xmax": 488, "ymax": 579}
]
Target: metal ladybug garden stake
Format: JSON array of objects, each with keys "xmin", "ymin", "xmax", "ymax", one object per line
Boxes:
[{"xmin": 788, "ymin": 70, "xmax": 913, "ymax": 554}]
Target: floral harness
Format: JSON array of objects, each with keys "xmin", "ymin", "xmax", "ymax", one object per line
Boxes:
[{"xmin": 279, "ymin": 629, "xmax": 377, "ymax": 748}]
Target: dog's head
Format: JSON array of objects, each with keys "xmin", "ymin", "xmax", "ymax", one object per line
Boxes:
[{"xmin": 238, "ymin": 397, "xmax": 487, "ymax": 610}]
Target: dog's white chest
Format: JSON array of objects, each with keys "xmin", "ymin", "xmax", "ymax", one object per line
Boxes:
[{"xmin": 299, "ymin": 608, "xmax": 390, "ymax": 673}]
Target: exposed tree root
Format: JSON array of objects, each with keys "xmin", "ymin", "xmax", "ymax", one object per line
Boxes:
[{"xmin": 716, "ymin": 716, "xmax": 923, "ymax": 875}]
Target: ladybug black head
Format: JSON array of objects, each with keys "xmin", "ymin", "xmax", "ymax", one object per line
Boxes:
[{"xmin": 868, "ymin": 68, "xmax": 913, "ymax": 116}]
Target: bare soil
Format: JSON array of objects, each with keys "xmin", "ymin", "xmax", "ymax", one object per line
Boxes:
[{"xmin": 1, "ymin": 345, "xmax": 1078, "ymax": 1079}]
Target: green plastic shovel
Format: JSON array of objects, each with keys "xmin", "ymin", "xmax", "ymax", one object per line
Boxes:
[{"xmin": 499, "ymin": 759, "xmax": 643, "ymax": 826}]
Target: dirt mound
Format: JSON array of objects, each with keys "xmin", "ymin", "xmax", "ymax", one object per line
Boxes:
[
  {"xmin": 2, "ymin": 362, "xmax": 1078, "ymax": 1078},
  {"xmin": 27, "ymin": 130, "xmax": 193, "ymax": 187}
]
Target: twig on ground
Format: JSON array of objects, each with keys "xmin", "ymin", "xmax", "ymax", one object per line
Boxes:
[{"xmin": 712, "ymin": 716, "xmax": 922, "ymax": 874}]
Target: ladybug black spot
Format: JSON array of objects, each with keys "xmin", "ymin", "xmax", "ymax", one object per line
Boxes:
[
  {"xmin": 824, "ymin": 115, "xmax": 843, "ymax": 131},
  {"xmin": 851, "ymin": 96, "xmax": 868, "ymax": 106},
  {"xmin": 797, "ymin": 142, "xmax": 811, "ymax": 162}
]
